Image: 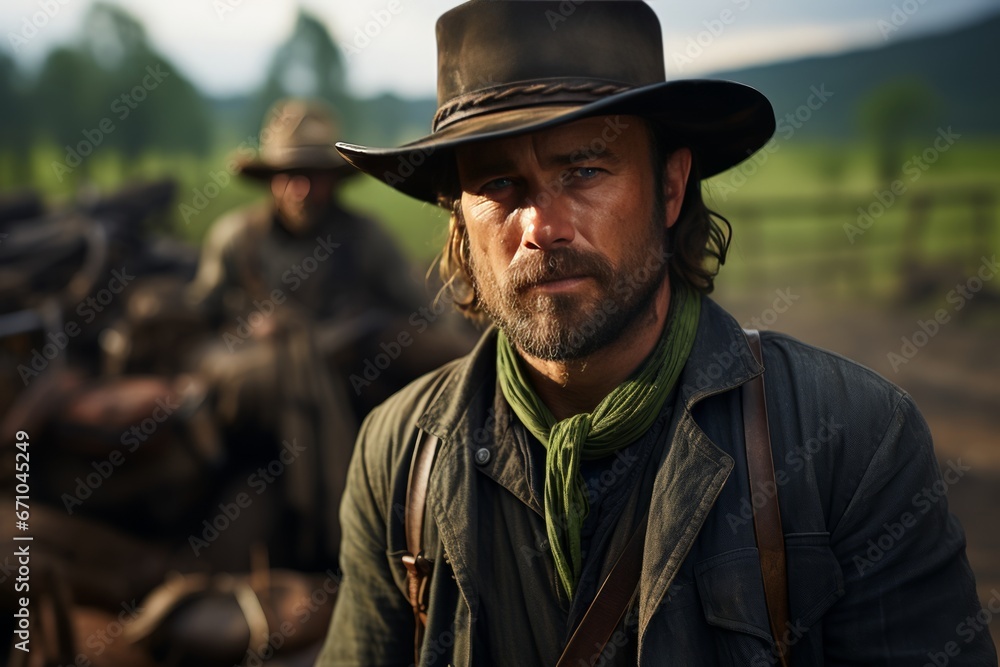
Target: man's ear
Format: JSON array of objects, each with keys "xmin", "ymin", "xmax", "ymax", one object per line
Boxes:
[{"xmin": 664, "ymin": 147, "xmax": 692, "ymax": 229}]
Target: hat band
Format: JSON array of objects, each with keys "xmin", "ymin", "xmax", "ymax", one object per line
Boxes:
[{"xmin": 432, "ymin": 79, "xmax": 632, "ymax": 132}]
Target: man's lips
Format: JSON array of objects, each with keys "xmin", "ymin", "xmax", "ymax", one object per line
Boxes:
[{"xmin": 520, "ymin": 275, "xmax": 592, "ymax": 293}]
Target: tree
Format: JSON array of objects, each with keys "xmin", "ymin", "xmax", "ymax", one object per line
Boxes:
[
  {"xmin": 858, "ymin": 79, "xmax": 943, "ymax": 186},
  {"xmin": 251, "ymin": 10, "xmax": 357, "ymax": 137},
  {"xmin": 32, "ymin": 46, "xmax": 105, "ymax": 184},
  {"xmin": 77, "ymin": 3, "xmax": 212, "ymax": 160},
  {"xmin": 0, "ymin": 52, "xmax": 34, "ymax": 187}
]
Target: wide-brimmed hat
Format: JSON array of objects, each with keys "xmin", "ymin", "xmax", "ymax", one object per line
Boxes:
[
  {"xmin": 238, "ymin": 98, "xmax": 356, "ymax": 180},
  {"xmin": 335, "ymin": 0, "xmax": 775, "ymax": 203}
]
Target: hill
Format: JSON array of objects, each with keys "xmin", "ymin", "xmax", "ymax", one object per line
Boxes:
[{"xmin": 709, "ymin": 11, "xmax": 1000, "ymax": 140}]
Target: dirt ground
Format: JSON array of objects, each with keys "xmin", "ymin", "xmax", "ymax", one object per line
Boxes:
[{"xmin": 717, "ymin": 287, "xmax": 1000, "ymax": 649}]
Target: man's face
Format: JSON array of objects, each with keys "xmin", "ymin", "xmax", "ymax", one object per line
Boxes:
[
  {"xmin": 456, "ymin": 116, "xmax": 689, "ymax": 361},
  {"xmin": 270, "ymin": 170, "xmax": 339, "ymax": 234}
]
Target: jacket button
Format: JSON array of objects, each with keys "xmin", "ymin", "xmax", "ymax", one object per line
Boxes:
[{"xmin": 474, "ymin": 447, "xmax": 491, "ymax": 465}]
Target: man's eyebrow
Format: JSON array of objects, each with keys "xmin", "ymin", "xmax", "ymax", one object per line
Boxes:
[
  {"xmin": 459, "ymin": 155, "xmax": 518, "ymax": 182},
  {"xmin": 542, "ymin": 147, "xmax": 623, "ymax": 168},
  {"xmin": 459, "ymin": 145, "xmax": 623, "ymax": 182}
]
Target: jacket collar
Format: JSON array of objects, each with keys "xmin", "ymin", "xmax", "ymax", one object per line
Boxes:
[{"xmin": 417, "ymin": 295, "xmax": 762, "ymax": 439}]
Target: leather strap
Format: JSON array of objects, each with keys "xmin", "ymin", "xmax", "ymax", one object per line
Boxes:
[
  {"xmin": 555, "ymin": 510, "xmax": 648, "ymax": 667},
  {"xmin": 403, "ymin": 429, "xmax": 439, "ymax": 666},
  {"xmin": 743, "ymin": 329, "xmax": 791, "ymax": 667}
]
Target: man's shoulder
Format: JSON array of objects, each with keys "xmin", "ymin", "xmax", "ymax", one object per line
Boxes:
[
  {"xmin": 371, "ymin": 357, "xmax": 466, "ymax": 426},
  {"xmin": 204, "ymin": 202, "xmax": 271, "ymax": 247},
  {"xmin": 756, "ymin": 329, "xmax": 920, "ymax": 465},
  {"xmin": 760, "ymin": 329, "xmax": 906, "ymax": 405},
  {"xmin": 351, "ymin": 351, "xmax": 478, "ymax": 502}
]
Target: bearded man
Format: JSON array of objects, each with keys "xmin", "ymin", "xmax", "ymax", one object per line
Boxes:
[{"xmin": 316, "ymin": 2, "xmax": 998, "ymax": 665}]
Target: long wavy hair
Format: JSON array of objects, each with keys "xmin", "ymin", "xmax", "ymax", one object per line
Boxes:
[{"xmin": 434, "ymin": 119, "xmax": 732, "ymax": 323}]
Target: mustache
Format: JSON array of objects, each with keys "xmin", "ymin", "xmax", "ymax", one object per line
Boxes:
[{"xmin": 505, "ymin": 248, "xmax": 615, "ymax": 292}]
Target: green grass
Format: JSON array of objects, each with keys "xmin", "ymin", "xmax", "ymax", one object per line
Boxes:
[{"xmin": 339, "ymin": 176, "xmax": 450, "ymax": 264}]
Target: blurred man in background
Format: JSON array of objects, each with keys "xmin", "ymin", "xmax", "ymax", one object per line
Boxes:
[
  {"xmin": 187, "ymin": 98, "xmax": 474, "ymax": 573},
  {"xmin": 188, "ymin": 98, "xmax": 426, "ymax": 344}
]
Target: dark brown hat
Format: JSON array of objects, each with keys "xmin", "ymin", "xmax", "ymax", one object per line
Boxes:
[
  {"xmin": 335, "ymin": 0, "xmax": 775, "ymax": 203},
  {"xmin": 238, "ymin": 98, "xmax": 356, "ymax": 180}
]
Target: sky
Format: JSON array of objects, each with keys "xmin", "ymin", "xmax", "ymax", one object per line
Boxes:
[{"xmin": 3, "ymin": 0, "xmax": 998, "ymax": 99}]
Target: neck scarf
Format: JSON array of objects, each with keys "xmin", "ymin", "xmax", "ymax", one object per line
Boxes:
[{"xmin": 496, "ymin": 286, "xmax": 700, "ymax": 598}]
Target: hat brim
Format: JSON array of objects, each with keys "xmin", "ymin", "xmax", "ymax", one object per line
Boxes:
[
  {"xmin": 237, "ymin": 146, "xmax": 358, "ymax": 181},
  {"xmin": 336, "ymin": 79, "xmax": 775, "ymax": 204}
]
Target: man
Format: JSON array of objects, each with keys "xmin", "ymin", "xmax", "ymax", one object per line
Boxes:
[
  {"xmin": 185, "ymin": 99, "xmax": 474, "ymax": 572},
  {"xmin": 318, "ymin": 2, "xmax": 998, "ymax": 665},
  {"xmin": 188, "ymin": 98, "xmax": 427, "ymax": 348}
]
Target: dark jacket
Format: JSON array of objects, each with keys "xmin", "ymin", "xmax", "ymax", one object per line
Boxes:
[{"xmin": 318, "ymin": 297, "xmax": 997, "ymax": 666}]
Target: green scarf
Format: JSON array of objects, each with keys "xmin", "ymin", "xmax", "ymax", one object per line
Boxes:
[{"xmin": 496, "ymin": 286, "xmax": 700, "ymax": 598}]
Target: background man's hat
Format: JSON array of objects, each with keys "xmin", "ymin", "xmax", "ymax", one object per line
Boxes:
[
  {"xmin": 238, "ymin": 98, "xmax": 355, "ymax": 180},
  {"xmin": 336, "ymin": 0, "xmax": 776, "ymax": 203}
]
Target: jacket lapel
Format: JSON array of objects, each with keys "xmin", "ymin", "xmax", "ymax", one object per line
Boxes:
[
  {"xmin": 637, "ymin": 299, "xmax": 763, "ymax": 650},
  {"xmin": 415, "ymin": 330, "xmax": 500, "ymax": 628},
  {"xmin": 637, "ymin": 408, "xmax": 734, "ymax": 647}
]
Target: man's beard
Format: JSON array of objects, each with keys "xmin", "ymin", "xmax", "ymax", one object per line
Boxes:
[{"xmin": 468, "ymin": 200, "xmax": 670, "ymax": 362}]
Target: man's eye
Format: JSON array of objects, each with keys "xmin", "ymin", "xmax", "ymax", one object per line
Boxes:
[
  {"xmin": 483, "ymin": 177, "xmax": 514, "ymax": 191},
  {"xmin": 573, "ymin": 167, "xmax": 601, "ymax": 180}
]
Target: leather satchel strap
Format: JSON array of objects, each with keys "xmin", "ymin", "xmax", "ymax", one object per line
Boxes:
[
  {"xmin": 556, "ymin": 510, "xmax": 648, "ymax": 667},
  {"xmin": 743, "ymin": 329, "xmax": 791, "ymax": 667},
  {"xmin": 403, "ymin": 429, "xmax": 439, "ymax": 666}
]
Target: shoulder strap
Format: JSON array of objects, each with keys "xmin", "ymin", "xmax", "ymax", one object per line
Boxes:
[
  {"xmin": 402, "ymin": 428, "xmax": 439, "ymax": 666},
  {"xmin": 742, "ymin": 329, "xmax": 791, "ymax": 667},
  {"xmin": 555, "ymin": 508, "xmax": 648, "ymax": 666}
]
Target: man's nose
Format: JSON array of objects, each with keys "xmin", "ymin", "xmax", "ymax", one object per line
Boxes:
[{"xmin": 518, "ymin": 197, "xmax": 576, "ymax": 251}]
